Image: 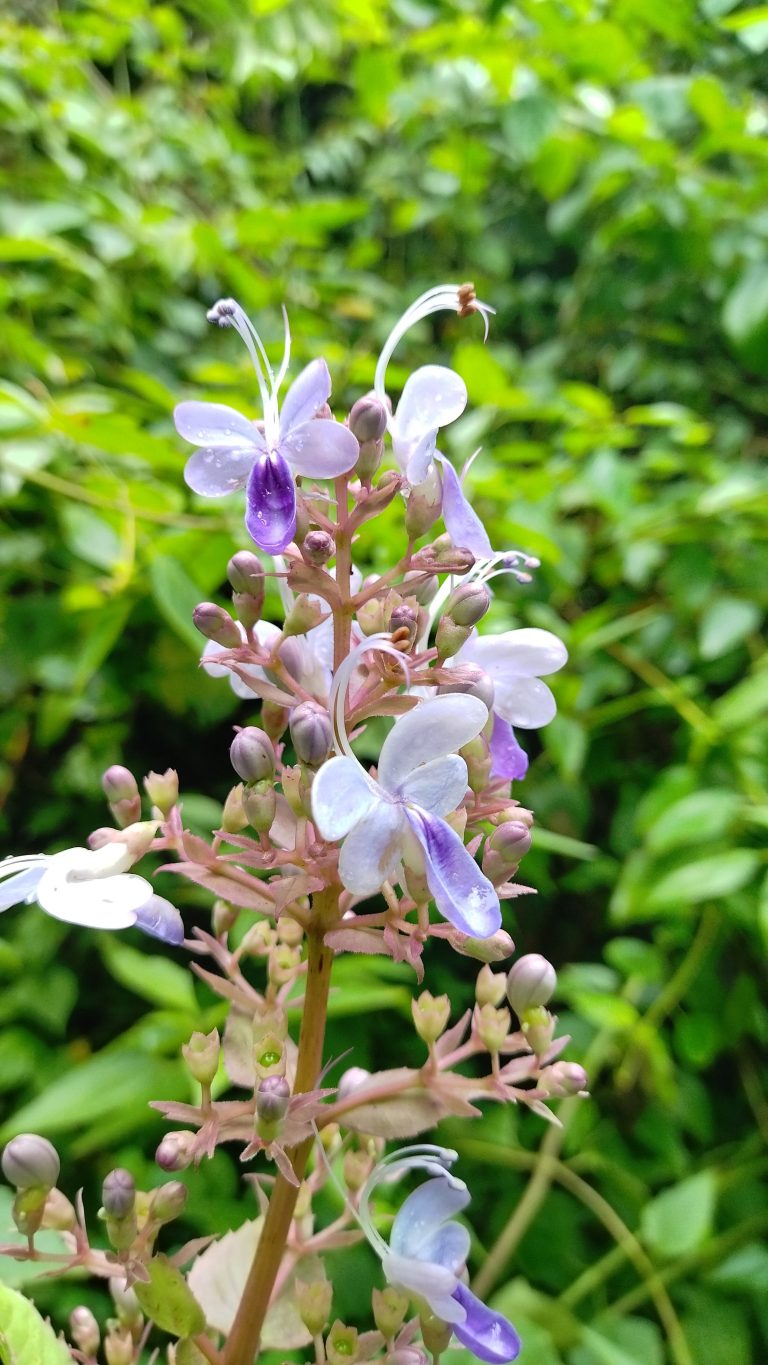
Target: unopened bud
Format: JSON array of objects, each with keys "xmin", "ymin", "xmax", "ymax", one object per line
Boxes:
[
  {"xmin": 182, "ymin": 1029, "xmax": 220, "ymax": 1087},
  {"xmin": 276, "ymin": 914, "xmax": 304, "ymax": 947},
  {"xmin": 2, "ymin": 1134, "xmax": 60, "ymax": 1191},
  {"xmin": 156, "ymin": 1131, "xmax": 196, "ymax": 1172},
  {"xmin": 337, "ymin": 1067, "xmax": 371, "ymax": 1101},
  {"xmin": 476, "ymin": 964, "xmax": 507, "ymax": 1007},
  {"xmin": 213, "ymin": 898, "xmax": 238, "ymax": 936},
  {"xmin": 460, "ymin": 732, "xmax": 492, "ymax": 792},
  {"xmin": 372, "ymin": 1286, "xmax": 409, "ymax": 1340},
  {"xmin": 327, "ymin": 1321, "xmax": 358, "ymax": 1365},
  {"xmin": 101, "ymin": 1169, "xmax": 136, "ymax": 1220},
  {"xmin": 262, "ymin": 699, "xmax": 289, "ymax": 740},
  {"xmin": 41, "ymin": 1187, "xmax": 77, "ymax": 1231},
  {"xmin": 102, "ymin": 766, "xmax": 138, "ymax": 805},
  {"xmin": 149, "ymin": 1179, "xmax": 188, "ymax": 1223},
  {"xmin": 349, "ymin": 393, "xmax": 388, "ymax": 443},
  {"xmin": 283, "ymin": 593, "xmax": 325, "ymax": 637},
  {"xmin": 302, "ymin": 530, "xmax": 336, "ymax": 566},
  {"xmin": 143, "ymin": 768, "xmax": 178, "ymax": 816},
  {"xmin": 193, "ymin": 602, "xmax": 242, "ymax": 647},
  {"xmin": 412, "ymin": 991, "xmax": 451, "ymax": 1045},
  {"xmin": 507, "ymin": 953, "xmax": 557, "ymax": 1016},
  {"xmin": 386, "ymin": 1351, "xmax": 428, "ymax": 1365},
  {"xmin": 362, "ymin": 469, "xmax": 403, "ymax": 514},
  {"xmin": 290, "ymin": 702, "xmax": 334, "ymax": 767},
  {"xmin": 242, "ymin": 779, "xmax": 277, "ymax": 833},
  {"xmin": 446, "ymin": 927, "xmax": 515, "ymax": 962},
  {"xmin": 445, "ymin": 581, "xmax": 491, "ymax": 628},
  {"xmin": 402, "ymin": 570, "xmax": 440, "ymax": 606},
  {"xmin": 521, "ymin": 1005, "xmax": 556, "ymax": 1057},
  {"xmin": 228, "ymin": 551, "xmax": 265, "ymax": 598},
  {"xmin": 104, "ymin": 1327, "xmax": 133, "ymax": 1365},
  {"xmin": 357, "ymin": 597, "xmax": 387, "ymax": 636},
  {"xmin": 477, "ymin": 1002, "xmax": 511, "ymax": 1052},
  {"xmin": 540, "ymin": 1061, "xmax": 588, "ymax": 1097},
  {"xmin": 70, "ymin": 1306, "xmax": 100, "ymax": 1356},
  {"xmin": 281, "ymin": 763, "xmax": 311, "ymax": 818},
  {"xmin": 230, "ymin": 727, "xmax": 275, "ymax": 783},
  {"xmin": 389, "ymin": 603, "xmax": 418, "ymax": 648},
  {"xmin": 109, "ymin": 1278, "xmax": 142, "ymax": 1327},
  {"xmin": 222, "ymin": 783, "xmax": 249, "ymax": 833},
  {"xmin": 296, "ymin": 1278, "xmax": 333, "ymax": 1336},
  {"xmin": 256, "ymin": 1076, "xmax": 291, "ymax": 1126},
  {"xmin": 405, "ymin": 468, "xmax": 442, "ymax": 540},
  {"xmin": 268, "ymin": 942, "xmax": 301, "ymax": 985},
  {"xmin": 343, "ymin": 1148, "xmax": 372, "ymax": 1192},
  {"xmin": 439, "ymin": 664, "xmax": 495, "ymax": 711},
  {"xmin": 435, "ymin": 615, "xmax": 472, "ymax": 660},
  {"xmin": 419, "ymin": 1308, "xmax": 451, "ymax": 1356},
  {"xmin": 232, "ymin": 590, "xmax": 262, "ymax": 629},
  {"xmin": 483, "ymin": 821, "xmax": 533, "ymax": 885}
]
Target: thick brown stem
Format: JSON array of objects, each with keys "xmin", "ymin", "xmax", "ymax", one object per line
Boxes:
[{"xmin": 221, "ymin": 892, "xmax": 337, "ymax": 1365}]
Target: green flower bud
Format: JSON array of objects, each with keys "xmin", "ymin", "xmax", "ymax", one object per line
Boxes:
[
  {"xmin": 262, "ymin": 699, "xmax": 289, "ymax": 740},
  {"xmin": 402, "ymin": 570, "xmax": 440, "ymax": 605},
  {"xmin": 41, "ymin": 1188, "xmax": 77, "ymax": 1232},
  {"xmin": 405, "ymin": 469, "xmax": 442, "ymax": 540},
  {"xmin": 521, "ymin": 1005, "xmax": 556, "ymax": 1057},
  {"xmin": 290, "ymin": 702, "xmax": 334, "ymax": 767},
  {"xmin": 276, "ymin": 914, "xmax": 304, "ymax": 947},
  {"xmin": 221, "ymin": 782, "xmax": 249, "ymax": 833},
  {"xmin": 419, "ymin": 1308, "xmax": 452, "ymax": 1356},
  {"xmin": 192, "ymin": 602, "xmax": 242, "ymax": 647},
  {"xmin": 104, "ymin": 1327, "xmax": 134, "ymax": 1365},
  {"xmin": 343, "ymin": 1148, "xmax": 373, "ymax": 1192},
  {"xmin": 372, "ymin": 1285, "xmax": 409, "ymax": 1340},
  {"xmin": 268, "ymin": 942, "xmax": 301, "ymax": 986},
  {"xmin": 327, "ymin": 1320, "xmax": 358, "ymax": 1365},
  {"xmin": 460, "ymin": 732, "xmax": 492, "ymax": 793},
  {"xmin": 242, "ymin": 779, "xmax": 277, "ymax": 833},
  {"xmin": 70, "ymin": 1306, "xmax": 100, "ymax": 1356},
  {"xmin": 507, "ymin": 954, "xmax": 557, "ymax": 1016},
  {"xmin": 444, "ymin": 580, "xmax": 491, "ymax": 627},
  {"xmin": 477, "ymin": 1002, "xmax": 511, "ymax": 1052},
  {"xmin": 301, "ymin": 530, "xmax": 336, "ymax": 566},
  {"xmin": 476, "ymin": 965, "xmax": 507, "ymax": 1008},
  {"xmin": 230, "ymin": 727, "xmax": 275, "ymax": 782},
  {"xmin": 213, "ymin": 898, "xmax": 239, "ymax": 936},
  {"xmin": 295, "ymin": 1277, "xmax": 333, "ymax": 1337},
  {"xmin": 253, "ymin": 1033, "xmax": 286, "ymax": 1080},
  {"xmin": 2, "ymin": 1134, "xmax": 60, "ymax": 1191},
  {"xmin": 149, "ymin": 1179, "xmax": 188, "ymax": 1223},
  {"xmin": 435, "ymin": 615, "xmax": 472, "ymax": 660},
  {"xmin": 143, "ymin": 768, "xmax": 179, "ymax": 816},
  {"xmin": 283, "ymin": 592, "xmax": 325, "ymax": 637},
  {"xmin": 357, "ymin": 596, "xmax": 388, "ymax": 636},
  {"xmin": 232, "ymin": 590, "xmax": 262, "ymax": 629},
  {"xmin": 182, "ymin": 1029, "xmax": 220, "ymax": 1087},
  {"xmin": 412, "ymin": 991, "xmax": 451, "ymax": 1045}
]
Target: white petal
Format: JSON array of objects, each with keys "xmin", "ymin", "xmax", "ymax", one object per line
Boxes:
[
  {"xmin": 37, "ymin": 870, "xmax": 151, "ymax": 929},
  {"xmin": 184, "ymin": 446, "xmax": 256, "ymax": 497},
  {"xmin": 174, "ymin": 401, "xmax": 263, "ymax": 449},
  {"xmin": 381, "ymin": 1252, "xmax": 463, "ymax": 1324},
  {"xmin": 338, "ymin": 802, "xmax": 404, "ymax": 895},
  {"xmin": 378, "ymin": 696, "xmax": 488, "ymax": 794},
  {"xmin": 311, "ymin": 757, "xmax": 378, "ymax": 842},
  {"xmin": 395, "ymin": 365, "xmax": 467, "ymax": 443},
  {"xmin": 0, "ymin": 863, "xmax": 47, "ymax": 912},
  {"xmin": 279, "ymin": 358, "xmax": 332, "ymax": 433},
  {"xmin": 391, "ymin": 1176, "xmax": 470, "ymax": 1261},
  {"xmin": 399, "ymin": 755, "xmax": 468, "ymax": 817},
  {"xmin": 281, "ymin": 420, "xmax": 359, "ymax": 478},
  {"xmin": 493, "ymin": 676, "xmax": 558, "ymax": 729},
  {"xmin": 465, "ymin": 629, "xmax": 568, "ymax": 680}
]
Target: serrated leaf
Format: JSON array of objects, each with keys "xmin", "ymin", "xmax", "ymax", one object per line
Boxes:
[
  {"xmin": 0, "ymin": 1284, "xmax": 71, "ymax": 1365},
  {"xmin": 134, "ymin": 1254, "xmax": 205, "ymax": 1336}
]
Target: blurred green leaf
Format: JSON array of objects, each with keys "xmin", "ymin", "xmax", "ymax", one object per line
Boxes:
[
  {"xmin": 100, "ymin": 938, "xmax": 198, "ymax": 1014},
  {"xmin": 0, "ymin": 1284, "xmax": 72, "ymax": 1364},
  {"xmin": 641, "ymin": 1170, "xmax": 716, "ymax": 1256}
]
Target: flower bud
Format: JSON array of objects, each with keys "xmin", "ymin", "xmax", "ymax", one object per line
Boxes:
[
  {"xmin": 405, "ymin": 469, "xmax": 442, "ymax": 540},
  {"xmin": 349, "ymin": 394, "xmax": 388, "ymax": 443},
  {"xmin": 296, "ymin": 1278, "xmax": 333, "ymax": 1337},
  {"xmin": 521, "ymin": 1005, "xmax": 556, "ymax": 1057},
  {"xmin": 230, "ymin": 727, "xmax": 275, "ymax": 783},
  {"xmin": 290, "ymin": 702, "xmax": 334, "ymax": 767},
  {"xmin": 143, "ymin": 768, "xmax": 178, "ymax": 816},
  {"xmin": 483, "ymin": 822, "xmax": 533, "ymax": 885},
  {"xmin": 445, "ymin": 581, "xmax": 491, "ymax": 628},
  {"xmin": 149, "ymin": 1180, "xmax": 188, "ymax": 1223},
  {"xmin": 283, "ymin": 593, "xmax": 325, "ymax": 637},
  {"xmin": 327, "ymin": 1321, "xmax": 358, "ymax": 1365},
  {"xmin": 109, "ymin": 1278, "xmax": 143, "ymax": 1328},
  {"xmin": 337, "ymin": 1066, "xmax": 371, "ymax": 1101},
  {"xmin": 221, "ymin": 782, "xmax": 249, "ymax": 833},
  {"xmin": 388, "ymin": 603, "xmax": 419, "ymax": 649},
  {"xmin": 256, "ymin": 1076, "xmax": 291, "ymax": 1126},
  {"xmin": 101, "ymin": 1169, "xmax": 136, "ymax": 1220},
  {"xmin": 357, "ymin": 597, "xmax": 388, "ymax": 636},
  {"xmin": 276, "ymin": 914, "xmax": 304, "ymax": 946},
  {"xmin": 104, "ymin": 1327, "xmax": 133, "ymax": 1365},
  {"xmin": 182, "ymin": 1029, "xmax": 220, "ymax": 1087},
  {"xmin": 70, "ymin": 1306, "xmax": 100, "ymax": 1356},
  {"xmin": 460, "ymin": 733, "xmax": 492, "ymax": 793},
  {"xmin": 282, "ymin": 763, "xmax": 312, "ymax": 818},
  {"xmin": 2, "ymin": 1134, "xmax": 60, "ymax": 1191},
  {"xmin": 402, "ymin": 570, "xmax": 439, "ymax": 606},
  {"xmin": 302, "ymin": 530, "xmax": 336, "ymax": 566},
  {"xmin": 439, "ymin": 663, "xmax": 495, "ymax": 711},
  {"xmin": 435, "ymin": 615, "xmax": 472, "ymax": 660},
  {"xmin": 227, "ymin": 551, "xmax": 265, "ymax": 602},
  {"xmin": 386, "ymin": 1351, "xmax": 428, "ymax": 1365},
  {"xmin": 412, "ymin": 991, "xmax": 451, "ymax": 1045},
  {"xmin": 156, "ymin": 1130, "xmax": 196, "ymax": 1172},
  {"xmin": 231, "ymin": 591, "xmax": 260, "ymax": 629},
  {"xmin": 477, "ymin": 1002, "xmax": 511, "ymax": 1052},
  {"xmin": 243, "ymin": 779, "xmax": 277, "ymax": 833},
  {"xmin": 192, "ymin": 602, "xmax": 242, "ymax": 647},
  {"xmin": 213, "ymin": 898, "xmax": 238, "ymax": 936},
  {"xmin": 262, "ymin": 699, "xmax": 289, "ymax": 740},
  {"xmin": 343, "ymin": 1148, "xmax": 372, "ymax": 1192},
  {"xmin": 476, "ymin": 964, "xmax": 507, "ymax": 1008},
  {"xmin": 446, "ymin": 927, "xmax": 515, "ymax": 962},
  {"xmin": 42, "ymin": 1187, "xmax": 77, "ymax": 1231},
  {"xmin": 540, "ymin": 1061, "xmax": 588, "ymax": 1097},
  {"xmin": 241, "ymin": 920, "xmax": 277, "ymax": 957},
  {"xmin": 372, "ymin": 1286, "xmax": 409, "ymax": 1340},
  {"xmin": 507, "ymin": 953, "xmax": 557, "ymax": 1016},
  {"xmin": 419, "ymin": 1308, "xmax": 452, "ymax": 1356},
  {"xmin": 363, "ymin": 469, "xmax": 403, "ymax": 513},
  {"xmin": 101, "ymin": 765, "xmax": 138, "ymax": 805}
]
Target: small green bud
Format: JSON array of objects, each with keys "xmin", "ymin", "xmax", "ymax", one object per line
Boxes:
[
  {"xmin": 253, "ymin": 1033, "xmax": 286, "ymax": 1080},
  {"xmin": 327, "ymin": 1320, "xmax": 358, "ymax": 1365},
  {"xmin": 460, "ymin": 732, "xmax": 492, "ymax": 793},
  {"xmin": 261, "ymin": 700, "xmax": 289, "ymax": 741},
  {"xmin": 243, "ymin": 779, "xmax": 277, "ymax": 833},
  {"xmin": 402, "ymin": 570, "xmax": 440, "ymax": 606},
  {"xmin": 404, "ymin": 469, "xmax": 442, "ymax": 539},
  {"xmin": 295, "ymin": 1277, "xmax": 333, "ymax": 1336},
  {"xmin": 283, "ymin": 592, "xmax": 325, "ymax": 637},
  {"xmin": 477, "ymin": 1002, "xmax": 511, "ymax": 1052},
  {"xmin": 41, "ymin": 1187, "xmax": 77, "ymax": 1232},
  {"xmin": 444, "ymin": 580, "xmax": 491, "ymax": 627},
  {"xmin": 343, "ymin": 1148, "xmax": 373, "ymax": 1192},
  {"xmin": 507, "ymin": 953, "xmax": 557, "ymax": 1016},
  {"xmin": 192, "ymin": 602, "xmax": 242, "ymax": 647},
  {"xmin": 227, "ymin": 551, "xmax": 265, "ymax": 602},
  {"xmin": 230, "ymin": 727, "xmax": 275, "ymax": 783},
  {"xmin": 419, "ymin": 1308, "xmax": 452, "ymax": 1356},
  {"xmin": 2, "ymin": 1134, "xmax": 60, "ymax": 1191},
  {"xmin": 213, "ymin": 898, "xmax": 238, "ymax": 936},
  {"xmin": 276, "ymin": 914, "xmax": 304, "ymax": 947},
  {"xmin": 143, "ymin": 768, "xmax": 179, "ymax": 816},
  {"xmin": 182, "ymin": 1029, "xmax": 220, "ymax": 1087},
  {"xmin": 357, "ymin": 596, "xmax": 388, "ymax": 636},
  {"xmin": 372, "ymin": 1285, "xmax": 409, "ymax": 1339},
  {"xmin": 521, "ymin": 1004, "xmax": 556, "ymax": 1057},
  {"xmin": 476, "ymin": 964, "xmax": 507, "ymax": 1007},
  {"xmin": 104, "ymin": 1328, "xmax": 133, "ymax": 1365},
  {"xmin": 412, "ymin": 991, "xmax": 451, "ymax": 1045},
  {"xmin": 435, "ymin": 615, "xmax": 472, "ymax": 660},
  {"xmin": 447, "ymin": 927, "xmax": 515, "ymax": 962}
]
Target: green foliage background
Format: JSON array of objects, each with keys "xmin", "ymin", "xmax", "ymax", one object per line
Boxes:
[{"xmin": 1, "ymin": 1, "xmax": 767, "ymax": 1361}]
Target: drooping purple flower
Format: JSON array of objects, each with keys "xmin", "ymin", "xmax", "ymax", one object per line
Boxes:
[
  {"xmin": 310, "ymin": 639, "xmax": 501, "ymax": 938},
  {"xmin": 359, "ymin": 1145, "xmax": 521, "ymax": 1362},
  {"xmin": 174, "ymin": 299, "xmax": 359, "ymax": 554}
]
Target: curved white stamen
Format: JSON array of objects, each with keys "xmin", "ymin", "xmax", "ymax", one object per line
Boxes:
[
  {"xmin": 373, "ymin": 284, "xmax": 495, "ymax": 404},
  {"xmin": 208, "ymin": 298, "xmax": 283, "ymax": 442},
  {"xmin": 272, "ymin": 305, "xmax": 292, "ymax": 398},
  {"xmin": 0, "ymin": 854, "xmax": 47, "ymax": 880},
  {"xmin": 357, "ymin": 1144, "xmax": 463, "ymax": 1259},
  {"xmin": 328, "ymin": 633, "xmax": 410, "ymax": 763}
]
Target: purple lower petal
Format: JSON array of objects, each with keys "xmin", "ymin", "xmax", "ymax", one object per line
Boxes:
[
  {"xmin": 133, "ymin": 895, "xmax": 185, "ymax": 945},
  {"xmin": 452, "ymin": 1283, "xmax": 521, "ymax": 1363},
  {"xmin": 489, "ymin": 715, "xmax": 529, "ymax": 781},
  {"xmin": 406, "ymin": 807, "xmax": 501, "ymax": 939},
  {"xmin": 436, "ymin": 454, "xmax": 493, "ymax": 559},
  {"xmin": 245, "ymin": 452, "xmax": 297, "ymax": 553}
]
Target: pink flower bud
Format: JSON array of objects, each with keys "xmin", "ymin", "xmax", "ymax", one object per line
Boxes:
[
  {"xmin": 70, "ymin": 1306, "xmax": 100, "ymax": 1356},
  {"xmin": 2, "ymin": 1134, "xmax": 60, "ymax": 1190},
  {"xmin": 256, "ymin": 1076, "xmax": 291, "ymax": 1124},
  {"xmin": 302, "ymin": 530, "xmax": 336, "ymax": 566},
  {"xmin": 337, "ymin": 1066, "xmax": 371, "ymax": 1101},
  {"xmin": 483, "ymin": 820, "xmax": 533, "ymax": 884},
  {"xmin": 101, "ymin": 765, "xmax": 138, "ymax": 804},
  {"xmin": 290, "ymin": 701, "xmax": 334, "ymax": 767},
  {"xmin": 507, "ymin": 953, "xmax": 557, "ymax": 1015},
  {"xmin": 439, "ymin": 663, "xmax": 495, "ymax": 710},
  {"xmin": 402, "ymin": 570, "xmax": 439, "ymax": 605},
  {"xmin": 193, "ymin": 602, "xmax": 242, "ymax": 647},
  {"xmin": 349, "ymin": 393, "xmax": 388, "ymax": 442},
  {"xmin": 155, "ymin": 1130, "xmax": 196, "ymax": 1172},
  {"xmin": 228, "ymin": 550, "xmax": 265, "ymax": 598},
  {"xmin": 447, "ymin": 928, "xmax": 515, "ymax": 962},
  {"xmin": 541, "ymin": 1061, "xmax": 588, "ymax": 1097},
  {"xmin": 150, "ymin": 1179, "xmax": 188, "ymax": 1222},
  {"xmin": 230, "ymin": 727, "xmax": 275, "ymax": 782}
]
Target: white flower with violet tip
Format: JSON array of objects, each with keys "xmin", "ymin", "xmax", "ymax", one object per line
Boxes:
[
  {"xmin": 311, "ymin": 636, "xmax": 501, "ymax": 938},
  {"xmin": 359, "ymin": 1144, "xmax": 521, "ymax": 1362},
  {"xmin": 0, "ymin": 829, "xmax": 184, "ymax": 944}
]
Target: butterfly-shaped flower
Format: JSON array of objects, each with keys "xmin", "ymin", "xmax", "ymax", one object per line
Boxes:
[
  {"xmin": 359, "ymin": 1145, "xmax": 521, "ymax": 1363},
  {"xmin": 373, "ymin": 284, "xmax": 494, "ymax": 559},
  {"xmin": 175, "ymin": 299, "xmax": 359, "ymax": 554},
  {"xmin": 311, "ymin": 640, "xmax": 500, "ymax": 938},
  {"xmin": 0, "ymin": 833, "xmax": 183, "ymax": 944}
]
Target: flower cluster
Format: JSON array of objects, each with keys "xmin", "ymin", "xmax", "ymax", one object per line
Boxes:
[{"xmin": 1, "ymin": 284, "xmax": 583, "ymax": 1364}]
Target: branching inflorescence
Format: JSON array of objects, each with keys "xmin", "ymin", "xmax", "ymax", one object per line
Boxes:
[{"xmin": 0, "ymin": 284, "xmax": 586, "ymax": 1365}]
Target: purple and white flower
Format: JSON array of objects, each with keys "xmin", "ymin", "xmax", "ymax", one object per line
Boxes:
[
  {"xmin": 454, "ymin": 627, "xmax": 568, "ymax": 781},
  {"xmin": 359, "ymin": 1144, "xmax": 521, "ymax": 1362},
  {"xmin": 373, "ymin": 285, "xmax": 495, "ymax": 558},
  {"xmin": 174, "ymin": 299, "xmax": 359, "ymax": 554},
  {"xmin": 0, "ymin": 837, "xmax": 184, "ymax": 944},
  {"xmin": 311, "ymin": 639, "xmax": 501, "ymax": 938}
]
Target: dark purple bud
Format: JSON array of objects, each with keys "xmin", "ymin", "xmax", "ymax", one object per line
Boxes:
[
  {"xmin": 101, "ymin": 766, "xmax": 138, "ymax": 804},
  {"xmin": 101, "ymin": 1168, "xmax": 135, "ymax": 1219},
  {"xmin": 227, "ymin": 551, "xmax": 265, "ymax": 601},
  {"xmin": 256, "ymin": 1076, "xmax": 291, "ymax": 1124},
  {"xmin": 2, "ymin": 1134, "xmax": 60, "ymax": 1190},
  {"xmin": 230, "ymin": 727, "xmax": 275, "ymax": 783},
  {"xmin": 193, "ymin": 602, "xmax": 242, "ymax": 647},
  {"xmin": 302, "ymin": 530, "xmax": 336, "ymax": 566},
  {"xmin": 507, "ymin": 953, "xmax": 557, "ymax": 1015},
  {"xmin": 348, "ymin": 393, "xmax": 388, "ymax": 443},
  {"xmin": 289, "ymin": 702, "xmax": 334, "ymax": 767},
  {"xmin": 439, "ymin": 664, "xmax": 495, "ymax": 711}
]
